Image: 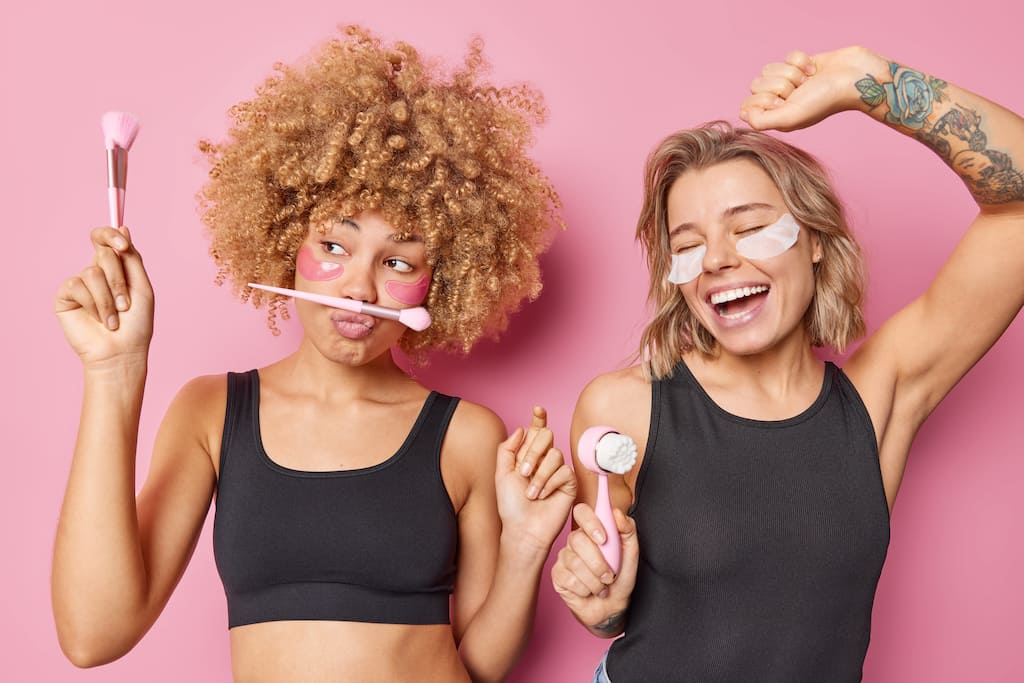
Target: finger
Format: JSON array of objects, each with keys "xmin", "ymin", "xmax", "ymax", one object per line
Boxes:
[
  {"xmin": 552, "ymin": 550, "xmax": 603, "ymax": 599},
  {"xmin": 94, "ymin": 242, "xmax": 131, "ymax": 312},
  {"xmin": 115, "ymin": 228, "xmax": 153, "ymax": 299},
  {"xmin": 55, "ymin": 276, "xmax": 92, "ymax": 316},
  {"xmin": 572, "ymin": 502, "xmax": 608, "ymax": 544},
  {"xmin": 497, "ymin": 427, "xmax": 524, "ymax": 476},
  {"xmin": 80, "ymin": 264, "xmax": 119, "ymax": 329},
  {"xmin": 567, "ymin": 527, "xmax": 615, "ymax": 589},
  {"xmin": 785, "ymin": 50, "xmax": 815, "ymax": 75},
  {"xmin": 91, "ymin": 226, "xmax": 130, "ymax": 253},
  {"xmin": 529, "ymin": 450, "xmax": 574, "ymax": 500},
  {"xmin": 538, "ymin": 465, "xmax": 577, "ymax": 501},
  {"xmin": 518, "ymin": 426, "xmax": 553, "ymax": 478},
  {"xmin": 749, "ymin": 75, "xmax": 798, "ymax": 100},
  {"xmin": 530, "ymin": 405, "xmax": 547, "ymax": 430},
  {"xmin": 762, "ymin": 61, "xmax": 808, "ymax": 86}
]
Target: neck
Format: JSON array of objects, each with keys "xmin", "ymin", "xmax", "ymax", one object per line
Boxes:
[
  {"xmin": 275, "ymin": 337, "xmax": 418, "ymax": 402},
  {"xmin": 686, "ymin": 328, "xmax": 823, "ymax": 399}
]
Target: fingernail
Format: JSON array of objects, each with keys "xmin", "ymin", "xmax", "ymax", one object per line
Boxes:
[
  {"xmin": 600, "ymin": 572, "xmax": 613, "ymax": 584},
  {"xmin": 739, "ymin": 109, "xmax": 749, "ymax": 121},
  {"xmin": 116, "ymin": 295, "xmax": 129, "ymax": 311},
  {"xmin": 593, "ymin": 529, "xmax": 606, "ymax": 543},
  {"xmin": 519, "ymin": 461, "xmax": 532, "ymax": 476},
  {"xmin": 774, "ymin": 97, "xmax": 784, "ymax": 107},
  {"xmin": 107, "ymin": 314, "xmax": 119, "ymax": 330},
  {"xmin": 526, "ymin": 485, "xmax": 538, "ymax": 499},
  {"xmin": 805, "ymin": 64, "xmax": 816, "ymax": 75},
  {"xmin": 113, "ymin": 237, "xmax": 128, "ymax": 250},
  {"xmin": 598, "ymin": 589, "xmax": 609, "ymax": 599}
]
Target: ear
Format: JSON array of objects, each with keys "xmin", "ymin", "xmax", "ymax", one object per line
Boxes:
[{"xmin": 809, "ymin": 232, "xmax": 823, "ymax": 264}]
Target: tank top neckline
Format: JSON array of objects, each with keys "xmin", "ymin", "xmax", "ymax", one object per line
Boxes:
[
  {"xmin": 673, "ymin": 359, "xmax": 836, "ymax": 430},
  {"xmin": 248, "ymin": 369, "xmax": 439, "ymax": 479}
]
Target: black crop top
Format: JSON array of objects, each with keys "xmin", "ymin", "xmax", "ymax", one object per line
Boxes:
[{"xmin": 213, "ymin": 370, "xmax": 460, "ymax": 628}]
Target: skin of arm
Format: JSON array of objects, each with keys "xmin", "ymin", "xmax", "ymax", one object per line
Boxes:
[
  {"xmin": 445, "ymin": 403, "xmax": 575, "ymax": 682},
  {"xmin": 52, "ymin": 227, "xmax": 220, "ymax": 666},
  {"xmin": 551, "ymin": 368, "xmax": 648, "ymax": 638},
  {"xmin": 743, "ymin": 47, "xmax": 1024, "ymax": 507}
]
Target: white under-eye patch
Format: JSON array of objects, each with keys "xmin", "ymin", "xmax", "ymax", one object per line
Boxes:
[
  {"xmin": 735, "ymin": 213, "xmax": 800, "ymax": 260},
  {"xmin": 667, "ymin": 245, "xmax": 707, "ymax": 284}
]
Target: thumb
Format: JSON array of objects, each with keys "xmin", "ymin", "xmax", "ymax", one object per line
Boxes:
[
  {"xmin": 741, "ymin": 103, "xmax": 800, "ymax": 132},
  {"xmin": 496, "ymin": 427, "xmax": 524, "ymax": 475}
]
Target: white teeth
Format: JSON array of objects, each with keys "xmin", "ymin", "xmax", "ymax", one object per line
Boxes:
[{"xmin": 710, "ymin": 285, "xmax": 768, "ymax": 305}]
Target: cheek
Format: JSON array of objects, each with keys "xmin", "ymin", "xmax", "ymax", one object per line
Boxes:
[
  {"xmin": 296, "ymin": 245, "xmax": 344, "ymax": 281},
  {"xmin": 385, "ymin": 275, "xmax": 430, "ymax": 306}
]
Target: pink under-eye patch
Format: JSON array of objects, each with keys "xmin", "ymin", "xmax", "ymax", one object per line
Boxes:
[
  {"xmin": 385, "ymin": 275, "xmax": 430, "ymax": 306},
  {"xmin": 296, "ymin": 245, "xmax": 344, "ymax": 281}
]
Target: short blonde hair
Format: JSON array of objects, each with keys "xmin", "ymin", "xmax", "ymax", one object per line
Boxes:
[
  {"xmin": 636, "ymin": 121, "xmax": 866, "ymax": 379},
  {"xmin": 198, "ymin": 25, "xmax": 561, "ymax": 354}
]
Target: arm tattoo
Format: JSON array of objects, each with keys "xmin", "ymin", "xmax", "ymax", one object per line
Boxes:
[
  {"xmin": 592, "ymin": 610, "xmax": 627, "ymax": 635},
  {"xmin": 856, "ymin": 62, "xmax": 1024, "ymax": 203}
]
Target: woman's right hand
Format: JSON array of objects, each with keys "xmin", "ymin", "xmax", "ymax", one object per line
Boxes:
[
  {"xmin": 55, "ymin": 226, "xmax": 154, "ymax": 367},
  {"xmin": 551, "ymin": 502, "xmax": 639, "ymax": 637}
]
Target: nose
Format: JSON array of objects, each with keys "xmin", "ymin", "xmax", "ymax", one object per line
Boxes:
[
  {"xmin": 702, "ymin": 235, "xmax": 741, "ymax": 274},
  {"xmin": 338, "ymin": 257, "xmax": 377, "ymax": 304}
]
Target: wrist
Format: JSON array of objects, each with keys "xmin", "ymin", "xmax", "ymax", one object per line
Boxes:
[
  {"xmin": 498, "ymin": 529, "xmax": 552, "ymax": 569},
  {"xmin": 83, "ymin": 353, "xmax": 149, "ymax": 386}
]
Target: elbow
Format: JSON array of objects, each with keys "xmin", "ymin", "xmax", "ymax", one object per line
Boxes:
[{"xmin": 56, "ymin": 622, "xmax": 136, "ymax": 668}]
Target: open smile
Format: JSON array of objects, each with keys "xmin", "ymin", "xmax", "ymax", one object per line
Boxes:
[{"xmin": 706, "ymin": 284, "xmax": 770, "ymax": 324}]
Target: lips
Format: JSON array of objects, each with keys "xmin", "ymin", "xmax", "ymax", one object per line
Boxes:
[
  {"xmin": 704, "ymin": 283, "xmax": 770, "ymax": 324},
  {"xmin": 330, "ymin": 311, "xmax": 375, "ymax": 340}
]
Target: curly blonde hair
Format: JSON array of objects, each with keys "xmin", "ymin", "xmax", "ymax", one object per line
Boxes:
[
  {"xmin": 637, "ymin": 122, "xmax": 866, "ymax": 379},
  {"xmin": 198, "ymin": 25, "xmax": 561, "ymax": 354}
]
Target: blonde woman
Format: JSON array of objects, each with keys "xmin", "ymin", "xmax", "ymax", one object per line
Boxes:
[{"xmin": 552, "ymin": 46, "xmax": 1023, "ymax": 682}]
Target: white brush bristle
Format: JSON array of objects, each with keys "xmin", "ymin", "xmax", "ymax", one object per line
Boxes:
[
  {"xmin": 102, "ymin": 111, "xmax": 140, "ymax": 150},
  {"xmin": 595, "ymin": 432, "xmax": 637, "ymax": 474}
]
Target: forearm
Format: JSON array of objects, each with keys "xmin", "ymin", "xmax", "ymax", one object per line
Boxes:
[
  {"xmin": 854, "ymin": 50, "xmax": 1024, "ymax": 206},
  {"xmin": 457, "ymin": 533, "xmax": 548, "ymax": 683},
  {"xmin": 52, "ymin": 356, "xmax": 152, "ymax": 664}
]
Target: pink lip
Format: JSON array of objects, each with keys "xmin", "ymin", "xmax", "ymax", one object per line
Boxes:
[
  {"xmin": 703, "ymin": 281, "xmax": 771, "ymax": 329},
  {"xmin": 331, "ymin": 311, "xmax": 375, "ymax": 339}
]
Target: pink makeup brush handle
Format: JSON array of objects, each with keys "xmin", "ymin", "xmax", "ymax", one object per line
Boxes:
[
  {"xmin": 246, "ymin": 283, "xmax": 431, "ymax": 331},
  {"xmin": 107, "ymin": 188, "xmax": 123, "ymax": 228}
]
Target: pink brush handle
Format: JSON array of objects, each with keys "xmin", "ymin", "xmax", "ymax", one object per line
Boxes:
[
  {"xmin": 247, "ymin": 283, "xmax": 430, "ymax": 331},
  {"xmin": 595, "ymin": 472, "xmax": 621, "ymax": 573},
  {"xmin": 578, "ymin": 425, "xmax": 622, "ymax": 574},
  {"xmin": 107, "ymin": 188, "xmax": 123, "ymax": 228}
]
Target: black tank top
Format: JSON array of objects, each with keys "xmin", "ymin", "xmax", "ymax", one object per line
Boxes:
[
  {"xmin": 607, "ymin": 361, "xmax": 890, "ymax": 682},
  {"xmin": 213, "ymin": 370, "xmax": 460, "ymax": 628}
]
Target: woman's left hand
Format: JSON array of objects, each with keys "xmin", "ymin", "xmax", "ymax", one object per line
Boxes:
[
  {"xmin": 495, "ymin": 407, "xmax": 576, "ymax": 555},
  {"xmin": 740, "ymin": 46, "xmax": 888, "ymax": 132}
]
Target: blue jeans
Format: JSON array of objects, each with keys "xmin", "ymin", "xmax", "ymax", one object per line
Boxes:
[{"xmin": 592, "ymin": 651, "xmax": 611, "ymax": 683}]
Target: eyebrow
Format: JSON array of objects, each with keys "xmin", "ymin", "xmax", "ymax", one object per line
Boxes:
[
  {"xmin": 332, "ymin": 218, "xmax": 423, "ymax": 243},
  {"xmin": 668, "ymin": 202, "xmax": 777, "ymax": 239}
]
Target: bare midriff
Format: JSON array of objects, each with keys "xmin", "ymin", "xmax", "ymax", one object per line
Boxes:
[{"xmin": 229, "ymin": 621, "xmax": 470, "ymax": 683}]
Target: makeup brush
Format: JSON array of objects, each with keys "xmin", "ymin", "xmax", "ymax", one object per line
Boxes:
[
  {"xmin": 101, "ymin": 111, "xmax": 140, "ymax": 228},
  {"xmin": 577, "ymin": 426, "xmax": 638, "ymax": 573},
  {"xmin": 247, "ymin": 283, "xmax": 432, "ymax": 331}
]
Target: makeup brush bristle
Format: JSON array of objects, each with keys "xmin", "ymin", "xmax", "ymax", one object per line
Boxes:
[{"xmin": 101, "ymin": 111, "xmax": 140, "ymax": 150}]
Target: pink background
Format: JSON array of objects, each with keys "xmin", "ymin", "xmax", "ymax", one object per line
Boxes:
[{"xmin": 5, "ymin": 0, "xmax": 1022, "ymax": 680}]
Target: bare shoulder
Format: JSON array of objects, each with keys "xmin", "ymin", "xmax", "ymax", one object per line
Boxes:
[
  {"xmin": 440, "ymin": 398, "xmax": 506, "ymax": 510},
  {"xmin": 573, "ymin": 365, "xmax": 652, "ymax": 454},
  {"xmin": 156, "ymin": 373, "xmax": 229, "ymax": 473}
]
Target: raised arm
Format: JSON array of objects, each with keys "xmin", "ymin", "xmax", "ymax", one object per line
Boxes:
[
  {"xmin": 444, "ymin": 404, "xmax": 575, "ymax": 682},
  {"xmin": 52, "ymin": 227, "xmax": 218, "ymax": 666},
  {"xmin": 742, "ymin": 48, "xmax": 1024, "ymax": 501}
]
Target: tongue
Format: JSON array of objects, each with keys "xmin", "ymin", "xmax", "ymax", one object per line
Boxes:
[{"xmin": 720, "ymin": 291, "xmax": 768, "ymax": 316}]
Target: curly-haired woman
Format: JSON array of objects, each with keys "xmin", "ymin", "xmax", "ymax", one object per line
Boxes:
[
  {"xmin": 52, "ymin": 26, "xmax": 572, "ymax": 683},
  {"xmin": 552, "ymin": 46, "xmax": 1024, "ymax": 682}
]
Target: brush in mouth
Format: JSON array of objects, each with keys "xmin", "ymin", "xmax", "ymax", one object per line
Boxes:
[{"xmin": 708, "ymin": 285, "xmax": 770, "ymax": 319}]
